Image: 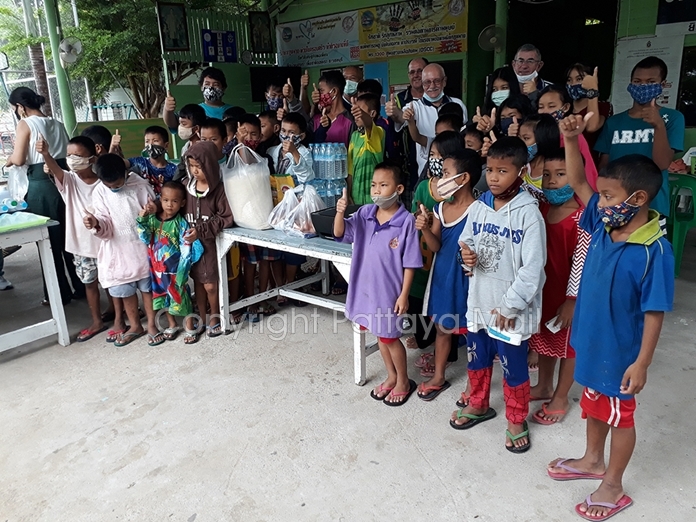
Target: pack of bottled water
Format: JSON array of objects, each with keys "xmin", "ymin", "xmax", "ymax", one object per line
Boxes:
[
  {"xmin": 309, "ymin": 143, "xmax": 348, "ymax": 207},
  {"xmin": 0, "ymin": 198, "xmax": 28, "ymax": 214}
]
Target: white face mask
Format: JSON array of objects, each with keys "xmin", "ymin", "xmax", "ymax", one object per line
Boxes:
[
  {"xmin": 371, "ymin": 191, "xmax": 399, "ymax": 210},
  {"xmin": 178, "ymin": 125, "xmax": 195, "ymax": 141},
  {"xmin": 66, "ymin": 154, "xmax": 93, "ymax": 172},
  {"xmin": 516, "ymin": 71, "xmax": 538, "ymax": 84}
]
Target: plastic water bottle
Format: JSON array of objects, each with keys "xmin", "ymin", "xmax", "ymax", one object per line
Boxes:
[
  {"xmin": 330, "ymin": 144, "xmax": 338, "ymax": 179},
  {"xmin": 333, "ymin": 143, "xmax": 341, "ymax": 179},
  {"xmin": 326, "ymin": 179, "xmax": 336, "ymax": 207},
  {"xmin": 320, "ymin": 144, "xmax": 328, "ymax": 179},
  {"xmin": 339, "ymin": 144, "xmax": 348, "ymax": 179},
  {"xmin": 1, "ymin": 198, "xmax": 27, "ymax": 212}
]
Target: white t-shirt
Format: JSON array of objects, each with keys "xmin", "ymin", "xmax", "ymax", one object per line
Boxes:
[
  {"xmin": 55, "ymin": 170, "xmax": 102, "ymax": 258},
  {"xmin": 396, "ymin": 97, "xmax": 468, "ymax": 174},
  {"xmin": 22, "ymin": 115, "xmax": 69, "ymax": 165}
]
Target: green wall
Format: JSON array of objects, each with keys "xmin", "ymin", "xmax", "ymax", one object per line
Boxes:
[{"xmin": 619, "ymin": 0, "xmax": 695, "ymax": 150}]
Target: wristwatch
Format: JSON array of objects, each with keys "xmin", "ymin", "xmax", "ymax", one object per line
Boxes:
[{"xmin": 585, "ymin": 89, "xmax": 599, "ymax": 99}]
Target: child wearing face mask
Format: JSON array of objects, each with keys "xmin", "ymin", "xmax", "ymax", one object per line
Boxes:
[
  {"xmin": 538, "ymin": 86, "xmax": 599, "ymax": 191},
  {"xmin": 122, "ymin": 126, "xmax": 177, "ymax": 197},
  {"xmin": 37, "ymin": 135, "xmax": 109, "ymax": 342},
  {"xmin": 415, "ymin": 150, "xmax": 482, "ymax": 402},
  {"xmin": 348, "ymin": 93, "xmax": 385, "ymax": 205},
  {"xmin": 311, "ymin": 71, "xmax": 356, "ymax": 147},
  {"xmin": 484, "ymin": 67, "xmax": 522, "ymax": 116},
  {"xmin": 497, "ymin": 95, "xmax": 533, "ymax": 138},
  {"xmin": 334, "ymin": 162, "xmax": 423, "ymax": 407},
  {"xmin": 177, "ymin": 104, "xmax": 206, "ymax": 156}
]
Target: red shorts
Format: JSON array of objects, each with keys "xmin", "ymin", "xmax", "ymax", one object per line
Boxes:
[
  {"xmin": 580, "ymin": 387, "xmax": 636, "ymax": 428},
  {"xmin": 359, "ymin": 325, "xmax": 398, "ymax": 344}
]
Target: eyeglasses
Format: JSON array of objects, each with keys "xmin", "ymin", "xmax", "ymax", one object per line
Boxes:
[
  {"xmin": 514, "ymin": 58, "xmax": 539, "ymax": 66},
  {"xmin": 422, "ymin": 78, "xmax": 444, "ymax": 88},
  {"xmin": 408, "ymin": 68, "xmax": 423, "ymax": 76}
]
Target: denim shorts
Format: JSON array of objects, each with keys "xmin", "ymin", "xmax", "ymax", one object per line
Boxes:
[
  {"xmin": 108, "ymin": 277, "xmax": 151, "ymax": 298},
  {"xmin": 72, "ymin": 255, "xmax": 98, "ymax": 285}
]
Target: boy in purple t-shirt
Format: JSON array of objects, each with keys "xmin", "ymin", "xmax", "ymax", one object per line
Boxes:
[{"xmin": 334, "ymin": 162, "xmax": 423, "ymax": 406}]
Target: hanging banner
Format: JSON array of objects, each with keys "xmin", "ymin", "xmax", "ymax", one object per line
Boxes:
[
  {"xmin": 276, "ymin": 12, "xmax": 359, "ymax": 67},
  {"xmin": 656, "ymin": 0, "xmax": 696, "ymax": 36},
  {"xmin": 610, "ymin": 35, "xmax": 684, "ymax": 114},
  {"xmin": 358, "ymin": 0, "xmax": 468, "ymax": 61}
]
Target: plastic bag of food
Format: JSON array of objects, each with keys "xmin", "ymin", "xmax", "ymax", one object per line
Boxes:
[
  {"xmin": 6, "ymin": 164, "xmax": 29, "ymax": 201},
  {"xmin": 268, "ymin": 186, "xmax": 300, "ymax": 231},
  {"xmin": 222, "ymin": 144, "xmax": 274, "ymax": 230},
  {"xmin": 284, "ymin": 184, "xmax": 326, "ymax": 238}
]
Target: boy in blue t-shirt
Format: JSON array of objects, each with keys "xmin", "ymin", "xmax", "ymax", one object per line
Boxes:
[
  {"xmin": 550, "ymin": 113, "xmax": 674, "ymax": 521},
  {"xmin": 594, "ymin": 56, "xmax": 685, "ymax": 220},
  {"xmin": 124, "ymin": 125, "xmax": 178, "ymax": 197}
]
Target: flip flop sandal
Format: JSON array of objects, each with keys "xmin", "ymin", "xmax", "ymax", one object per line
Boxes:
[
  {"xmin": 532, "ymin": 402, "xmax": 568, "ymax": 425},
  {"xmin": 163, "ymin": 327, "xmax": 181, "ymax": 341},
  {"xmin": 76, "ymin": 325, "xmax": 108, "ymax": 343},
  {"xmin": 106, "ymin": 329, "xmax": 125, "ymax": 343},
  {"xmin": 184, "ymin": 332, "xmax": 200, "ymax": 344},
  {"xmin": 114, "ymin": 331, "xmax": 145, "ymax": 347},
  {"xmin": 456, "ymin": 392, "xmax": 470, "ymax": 408},
  {"xmin": 530, "ymin": 394, "xmax": 552, "ymax": 402},
  {"xmin": 414, "ymin": 352, "xmax": 434, "ymax": 369},
  {"xmin": 547, "ymin": 459, "xmax": 605, "ymax": 481},
  {"xmin": 276, "ymin": 296, "xmax": 290, "ymax": 307},
  {"xmin": 231, "ymin": 312, "xmax": 245, "ymax": 325},
  {"xmin": 207, "ymin": 323, "xmax": 223, "ymax": 338},
  {"xmin": 417, "ymin": 381, "xmax": 451, "ymax": 401},
  {"xmin": 575, "ymin": 494, "xmax": 633, "ymax": 522},
  {"xmin": 449, "ymin": 407, "xmax": 497, "ymax": 430},
  {"xmin": 147, "ymin": 332, "xmax": 166, "ymax": 346},
  {"xmin": 383, "ymin": 380, "xmax": 417, "ymax": 407},
  {"xmin": 505, "ymin": 421, "xmax": 531, "ymax": 454},
  {"xmin": 370, "ymin": 384, "xmax": 394, "ymax": 401}
]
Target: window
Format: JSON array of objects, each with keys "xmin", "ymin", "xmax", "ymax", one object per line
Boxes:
[{"xmin": 678, "ymin": 46, "xmax": 696, "ymax": 127}]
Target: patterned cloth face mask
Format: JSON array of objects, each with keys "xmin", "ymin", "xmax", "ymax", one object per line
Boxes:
[
  {"xmin": 267, "ymin": 96, "xmax": 284, "ymax": 111},
  {"xmin": 142, "ymin": 144, "xmax": 166, "ymax": 159},
  {"xmin": 279, "ymin": 133, "xmax": 302, "ymax": 146},
  {"xmin": 436, "ymin": 173, "xmax": 464, "ymax": 199},
  {"xmin": 626, "ymin": 83, "xmax": 663, "ymax": 105},
  {"xmin": 550, "ymin": 109, "xmax": 566, "ymax": 122},
  {"xmin": 202, "ymin": 86, "xmax": 224, "ymax": 102},
  {"xmin": 428, "ymin": 157, "xmax": 444, "ymax": 178},
  {"xmin": 566, "ymin": 84, "xmax": 588, "ymax": 101},
  {"xmin": 599, "ymin": 192, "xmax": 640, "ymax": 229}
]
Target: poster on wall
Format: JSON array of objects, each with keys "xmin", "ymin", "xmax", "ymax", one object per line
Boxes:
[
  {"xmin": 610, "ymin": 35, "xmax": 685, "ymax": 114},
  {"xmin": 277, "ymin": 12, "xmax": 359, "ymax": 67},
  {"xmin": 202, "ymin": 30, "xmax": 237, "ymax": 63},
  {"xmin": 358, "ymin": 0, "xmax": 468, "ymax": 62},
  {"xmin": 656, "ymin": 0, "xmax": 696, "ymax": 36}
]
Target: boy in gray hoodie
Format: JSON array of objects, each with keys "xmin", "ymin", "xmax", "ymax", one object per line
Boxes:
[{"xmin": 451, "ymin": 137, "xmax": 546, "ymax": 454}]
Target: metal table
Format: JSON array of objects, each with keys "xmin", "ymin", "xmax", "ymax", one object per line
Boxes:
[
  {"xmin": 0, "ymin": 220, "xmax": 70, "ymax": 351},
  {"xmin": 216, "ymin": 228, "xmax": 378, "ymax": 385}
]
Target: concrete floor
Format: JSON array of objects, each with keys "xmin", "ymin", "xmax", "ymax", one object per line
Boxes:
[{"xmin": 1, "ymin": 239, "xmax": 695, "ymax": 522}]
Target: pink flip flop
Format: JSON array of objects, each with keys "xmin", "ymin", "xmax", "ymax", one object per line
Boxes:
[
  {"xmin": 532, "ymin": 402, "xmax": 567, "ymax": 425},
  {"xmin": 370, "ymin": 384, "xmax": 394, "ymax": 401},
  {"xmin": 575, "ymin": 494, "xmax": 633, "ymax": 521},
  {"xmin": 547, "ymin": 459, "xmax": 605, "ymax": 481},
  {"xmin": 414, "ymin": 352, "xmax": 434, "ymax": 369}
]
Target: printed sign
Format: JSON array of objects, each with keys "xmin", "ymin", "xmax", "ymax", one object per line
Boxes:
[
  {"xmin": 656, "ymin": 0, "xmax": 696, "ymax": 36},
  {"xmin": 358, "ymin": 0, "xmax": 468, "ymax": 61},
  {"xmin": 202, "ymin": 30, "xmax": 237, "ymax": 63},
  {"xmin": 276, "ymin": 12, "xmax": 360, "ymax": 67}
]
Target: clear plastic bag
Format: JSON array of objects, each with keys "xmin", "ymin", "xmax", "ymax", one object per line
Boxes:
[
  {"xmin": 284, "ymin": 184, "xmax": 326, "ymax": 238},
  {"xmin": 222, "ymin": 144, "xmax": 274, "ymax": 230},
  {"xmin": 6, "ymin": 164, "xmax": 29, "ymax": 202},
  {"xmin": 268, "ymin": 186, "xmax": 300, "ymax": 231}
]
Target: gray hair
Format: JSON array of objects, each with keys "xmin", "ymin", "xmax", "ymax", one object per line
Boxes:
[{"xmin": 515, "ymin": 44, "xmax": 542, "ymax": 62}]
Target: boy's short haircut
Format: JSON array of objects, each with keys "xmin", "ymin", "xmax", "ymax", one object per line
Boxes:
[
  {"xmin": 374, "ymin": 161, "xmax": 403, "ymax": 186},
  {"xmin": 201, "ymin": 118, "xmax": 227, "ymax": 139},
  {"xmin": 80, "ymin": 125, "xmax": 112, "ymax": 148},
  {"xmin": 357, "ymin": 93, "xmax": 380, "ymax": 114},
  {"xmin": 282, "ymin": 111, "xmax": 307, "ymax": 133},
  {"xmin": 179, "ymin": 104, "xmax": 207, "ymax": 127},
  {"xmin": 600, "ymin": 154, "xmax": 663, "ymax": 202},
  {"xmin": 432, "ymin": 130, "xmax": 465, "ymax": 158},
  {"xmin": 95, "ymin": 154, "xmax": 126, "ymax": 183},
  {"xmin": 237, "ymin": 113, "xmax": 262, "ymax": 131},
  {"xmin": 144, "ymin": 125, "xmax": 169, "ymax": 143},
  {"xmin": 462, "ymin": 122, "xmax": 485, "ymax": 143},
  {"xmin": 223, "ymin": 106, "xmax": 246, "ymax": 122},
  {"xmin": 357, "ymin": 79, "xmax": 383, "ymax": 97},
  {"xmin": 259, "ymin": 110, "xmax": 279, "ymax": 122},
  {"xmin": 68, "ymin": 136, "xmax": 97, "ymax": 156},
  {"xmin": 436, "ymin": 113, "xmax": 463, "ymax": 132},
  {"xmin": 499, "ymin": 94, "xmax": 533, "ymax": 121},
  {"xmin": 161, "ymin": 180, "xmax": 187, "ymax": 199},
  {"xmin": 488, "ymin": 136, "xmax": 528, "ymax": 169},
  {"xmin": 319, "ymin": 70, "xmax": 346, "ymax": 93},
  {"xmin": 198, "ymin": 66, "xmax": 227, "ymax": 89},
  {"xmin": 266, "ymin": 80, "xmax": 284, "ymax": 92},
  {"xmin": 438, "ymin": 102, "xmax": 464, "ymax": 120},
  {"xmin": 542, "ymin": 147, "xmax": 566, "ymax": 163},
  {"xmin": 631, "ymin": 56, "xmax": 668, "ymax": 82},
  {"xmin": 443, "ymin": 148, "xmax": 482, "ymax": 188}
]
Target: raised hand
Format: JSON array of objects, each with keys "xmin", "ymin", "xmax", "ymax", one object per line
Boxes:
[
  {"xmin": 110, "ymin": 129, "xmax": 122, "ymax": 153},
  {"xmin": 472, "ymin": 106, "xmax": 482, "ymax": 124},
  {"xmin": 83, "ymin": 210, "xmax": 98, "ymax": 230},
  {"xmin": 281, "ymin": 134, "xmax": 296, "ymax": 155},
  {"xmin": 164, "ymin": 91, "xmax": 176, "ymax": 112},
  {"xmin": 481, "ymin": 130, "xmax": 497, "ymax": 158},
  {"xmin": 581, "ymin": 66, "xmax": 599, "ymax": 91},
  {"xmin": 459, "ymin": 241, "xmax": 478, "ymax": 267},
  {"xmin": 144, "ymin": 196, "xmax": 157, "ymax": 215},
  {"xmin": 507, "ymin": 116, "xmax": 519, "ymax": 137},
  {"xmin": 415, "ymin": 203, "xmax": 429, "ymax": 230},
  {"xmin": 336, "ymin": 187, "xmax": 348, "ymax": 214},
  {"xmin": 283, "ymin": 77, "xmax": 294, "ymax": 100},
  {"xmin": 403, "ymin": 106, "xmax": 415, "ymax": 121},
  {"xmin": 35, "ymin": 132, "xmax": 48, "ymax": 156},
  {"xmin": 641, "ymin": 99, "xmax": 664, "ymax": 128},
  {"xmin": 311, "ymin": 83, "xmax": 320, "ymax": 105},
  {"xmin": 558, "ymin": 112, "xmax": 594, "ymax": 139},
  {"xmin": 351, "ymin": 97, "xmax": 365, "ymax": 126},
  {"xmin": 522, "ymin": 79, "xmax": 537, "ymax": 95},
  {"xmin": 385, "ymin": 93, "xmax": 402, "ymax": 121},
  {"xmin": 301, "ymin": 69, "xmax": 309, "ymax": 88},
  {"xmin": 320, "ymin": 107, "xmax": 331, "ymax": 128},
  {"xmin": 476, "ymin": 107, "xmax": 495, "ymax": 134},
  {"xmin": 277, "ymin": 98, "xmax": 289, "ymax": 120}
]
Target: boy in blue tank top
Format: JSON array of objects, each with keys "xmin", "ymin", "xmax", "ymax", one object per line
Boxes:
[{"xmin": 548, "ymin": 113, "xmax": 674, "ymax": 521}]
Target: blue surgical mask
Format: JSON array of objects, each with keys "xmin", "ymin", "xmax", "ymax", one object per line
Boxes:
[
  {"xmin": 527, "ymin": 143, "xmax": 538, "ymax": 162},
  {"xmin": 543, "ymin": 184, "xmax": 575, "ymax": 205},
  {"xmin": 491, "ymin": 90, "xmax": 510, "ymax": 107},
  {"xmin": 566, "ymin": 84, "xmax": 587, "ymax": 101},
  {"xmin": 626, "ymin": 83, "xmax": 663, "ymax": 105},
  {"xmin": 109, "ymin": 182, "xmax": 125, "ymax": 193},
  {"xmin": 599, "ymin": 192, "xmax": 640, "ymax": 229},
  {"xmin": 423, "ymin": 91, "xmax": 445, "ymax": 103},
  {"xmin": 344, "ymin": 80, "xmax": 358, "ymax": 96}
]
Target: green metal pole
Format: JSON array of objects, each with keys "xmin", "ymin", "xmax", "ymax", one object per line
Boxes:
[
  {"xmin": 494, "ymin": 0, "xmax": 508, "ymax": 69},
  {"xmin": 43, "ymin": 0, "xmax": 77, "ymax": 136}
]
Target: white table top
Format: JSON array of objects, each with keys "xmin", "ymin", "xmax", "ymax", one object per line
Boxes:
[{"xmin": 221, "ymin": 227, "xmax": 352, "ymax": 260}]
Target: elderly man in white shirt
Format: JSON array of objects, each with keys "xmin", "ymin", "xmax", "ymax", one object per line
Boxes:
[{"xmin": 387, "ymin": 63, "xmax": 467, "ymax": 175}]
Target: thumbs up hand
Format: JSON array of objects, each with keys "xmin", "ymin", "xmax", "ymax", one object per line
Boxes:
[
  {"xmin": 320, "ymin": 107, "xmax": 331, "ymax": 128},
  {"xmin": 109, "ymin": 129, "xmax": 122, "ymax": 154},
  {"xmin": 473, "ymin": 106, "xmax": 482, "ymax": 124},
  {"xmin": 143, "ymin": 196, "xmax": 157, "ymax": 216},
  {"xmin": 415, "ymin": 203, "xmax": 430, "ymax": 230},
  {"xmin": 83, "ymin": 209, "xmax": 99, "ymax": 230},
  {"xmin": 459, "ymin": 241, "xmax": 478, "ymax": 268},
  {"xmin": 581, "ymin": 66, "xmax": 599, "ymax": 91},
  {"xmin": 385, "ymin": 93, "xmax": 403, "ymax": 122},
  {"xmin": 35, "ymin": 133, "xmax": 48, "ymax": 156},
  {"xmin": 476, "ymin": 107, "xmax": 495, "ymax": 133},
  {"xmin": 641, "ymin": 98, "xmax": 664, "ymax": 128},
  {"xmin": 336, "ymin": 187, "xmax": 348, "ymax": 214},
  {"xmin": 507, "ymin": 116, "xmax": 519, "ymax": 137},
  {"xmin": 277, "ymin": 97, "xmax": 289, "ymax": 120},
  {"xmin": 522, "ymin": 79, "xmax": 537, "ymax": 95},
  {"xmin": 311, "ymin": 83, "xmax": 320, "ymax": 105},
  {"xmin": 301, "ymin": 69, "xmax": 309, "ymax": 88},
  {"xmin": 402, "ymin": 106, "xmax": 415, "ymax": 121},
  {"xmin": 164, "ymin": 91, "xmax": 176, "ymax": 112},
  {"xmin": 283, "ymin": 77, "xmax": 295, "ymax": 100},
  {"xmin": 481, "ymin": 130, "xmax": 497, "ymax": 158}
]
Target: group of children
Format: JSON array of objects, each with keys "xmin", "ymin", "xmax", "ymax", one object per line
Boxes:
[{"xmin": 332, "ymin": 57, "xmax": 677, "ymax": 522}]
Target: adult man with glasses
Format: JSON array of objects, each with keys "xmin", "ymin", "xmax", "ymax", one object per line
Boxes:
[
  {"xmin": 387, "ymin": 62, "xmax": 467, "ymax": 183},
  {"xmin": 512, "ymin": 44, "xmax": 551, "ymax": 106}
]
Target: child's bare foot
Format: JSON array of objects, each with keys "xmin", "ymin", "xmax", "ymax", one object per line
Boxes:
[
  {"xmin": 577, "ymin": 481, "xmax": 629, "ymax": 519},
  {"xmin": 417, "ymin": 376, "xmax": 450, "ymax": 400},
  {"xmin": 527, "ymin": 350, "xmax": 539, "ymax": 371},
  {"xmin": 450, "ymin": 403, "xmax": 488, "ymax": 427},
  {"xmin": 530, "ymin": 382, "xmax": 553, "ymax": 401},
  {"xmin": 548, "ymin": 457, "xmax": 605, "ymax": 478},
  {"xmin": 533, "ymin": 397, "xmax": 569, "ymax": 424},
  {"xmin": 371, "ymin": 379, "xmax": 396, "ymax": 400},
  {"xmin": 384, "ymin": 380, "xmax": 415, "ymax": 405},
  {"xmin": 404, "ymin": 336, "xmax": 418, "ymax": 349},
  {"xmin": 76, "ymin": 321, "xmax": 106, "ymax": 342},
  {"xmin": 505, "ymin": 421, "xmax": 530, "ymax": 452}
]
